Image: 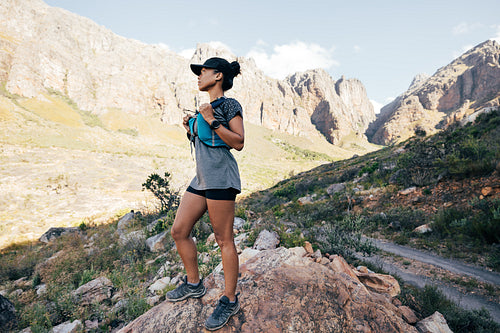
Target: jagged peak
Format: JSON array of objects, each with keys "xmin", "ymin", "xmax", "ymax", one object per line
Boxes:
[
  {"xmin": 191, "ymin": 42, "xmax": 236, "ymax": 63},
  {"xmin": 408, "ymin": 73, "xmax": 430, "ymax": 92}
]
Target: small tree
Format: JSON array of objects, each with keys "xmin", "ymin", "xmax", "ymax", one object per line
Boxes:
[{"xmin": 142, "ymin": 172, "xmax": 180, "ymax": 213}]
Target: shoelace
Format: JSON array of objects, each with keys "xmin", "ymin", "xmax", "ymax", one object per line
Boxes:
[{"xmin": 211, "ymin": 299, "xmax": 232, "ymax": 320}]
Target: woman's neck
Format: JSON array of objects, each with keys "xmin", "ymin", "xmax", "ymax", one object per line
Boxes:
[{"xmin": 208, "ymin": 86, "xmax": 224, "ymax": 103}]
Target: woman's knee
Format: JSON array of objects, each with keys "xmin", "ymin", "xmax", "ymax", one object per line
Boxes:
[
  {"xmin": 171, "ymin": 224, "xmax": 189, "ymax": 241},
  {"xmin": 214, "ymin": 233, "xmax": 235, "ymax": 250}
]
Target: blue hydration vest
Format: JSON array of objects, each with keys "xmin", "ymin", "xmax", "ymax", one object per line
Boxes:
[{"xmin": 188, "ymin": 97, "xmax": 229, "ymax": 148}]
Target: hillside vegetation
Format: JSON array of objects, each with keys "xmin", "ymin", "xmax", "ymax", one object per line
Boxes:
[{"xmin": 241, "ymin": 109, "xmax": 500, "ymax": 270}]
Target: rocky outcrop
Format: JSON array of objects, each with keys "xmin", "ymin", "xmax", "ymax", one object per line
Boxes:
[
  {"xmin": 367, "ymin": 40, "xmax": 500, "ymax": 144},
  {"xmin": 39, "ymin": 227, "xmax": 81, "ymax": 243},
  {"xmin": 0, "ymin": 294, "xmax": 17, "ymax": 331},
  {"xmin": 119, "ymin": 247, "xmax": 417, "ymax": 332},
  {"xmin": 0, "ymin": 0, "xmax": 374, "ymax": 144},
  {"xmin": 71, "ymin": 276, "xmax": 113, "ymax": 306},
  {"xmin": 287, "ymin": 70, "xmax": 375, "ymax": 144}
]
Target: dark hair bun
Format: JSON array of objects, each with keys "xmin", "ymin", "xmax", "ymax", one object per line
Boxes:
[{"xmin": 230, "ymin": 61, "xmax": 241, "ymax": 78}]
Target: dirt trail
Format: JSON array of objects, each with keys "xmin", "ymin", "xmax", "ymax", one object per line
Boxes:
[{"xmin": 358, "ymin": 237, "xmax": 500, "ymax": 324}]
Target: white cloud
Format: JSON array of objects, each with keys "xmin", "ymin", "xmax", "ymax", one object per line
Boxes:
[
  {"xmin": 370, "ymin": 100, "xmax": 383, "ymax": 114},
  {"xmin": 247, "ymin": 41, "xmax": 338, "ymax": 79},
  {"xmin": 491, "ymin": 24, "xmax": 500, "ymax": 43},
  {"xmin": 353, "ymin": 45, "xmax": 361, "ymax": 53},
  {"xmin": 179, "ymin": 48, "xmax": 195, "ymax": 59},
  {"xmin": 452, "ymin": 22, "xmax": 483, "ymax": 35},
  {"xmin": 155, "ymin": 43, "xmax": 170, "ymax": 51}
]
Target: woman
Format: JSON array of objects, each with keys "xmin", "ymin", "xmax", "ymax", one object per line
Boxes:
[{"xmin": 166, "ymin": 57, "xmax": 244, "ymax": 331}]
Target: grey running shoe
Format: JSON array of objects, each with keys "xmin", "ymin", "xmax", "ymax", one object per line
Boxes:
[
  {"xmin": 204, "ymin": 293, "xmax": 240, "ymax": 331},
  {"xmin": 165, "ymin": 276, "xmax": 206, "ymax": 302}
]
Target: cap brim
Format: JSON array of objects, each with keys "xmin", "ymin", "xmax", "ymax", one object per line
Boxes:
[{"xmin": 190, "ymin": 63, "xmax": 217, "ymax": 76}]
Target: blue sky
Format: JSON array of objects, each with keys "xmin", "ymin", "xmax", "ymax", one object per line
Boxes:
[{"xmin": 44, "ymin": 0, "xmax": 500, "ymax": 111}]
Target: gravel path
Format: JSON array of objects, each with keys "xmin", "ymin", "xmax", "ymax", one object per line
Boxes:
[{"xmin": 358, "ymin": 237, "xmax": 500, "ymax": 324}]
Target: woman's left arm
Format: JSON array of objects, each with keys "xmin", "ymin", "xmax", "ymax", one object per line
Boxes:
[
  {"xmin": 199, "ymin": 103, "xmax": 245, "ymax": 151},
  {"xmin": 215, "ymin": 115, "xmax": 244, "ymax": 151}
]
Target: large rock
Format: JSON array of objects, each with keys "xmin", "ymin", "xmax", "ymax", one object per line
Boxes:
[
  {"xmin": 72, "ymin": 277, "xmax": 113, "ymax": 306},
  {"xmin": 50, "ymin": 320, "xmax": 83, "ymax": 333},
  {"xmin": 252, "ymin": 230, "xmax": 279, "ymax": 250},
  {"xmin": 416, "ymin": 311, "xmax": 453, "ymax": 333},
  {"xmin": 0, "ymin": 294, "xmax": 17, "ymax": 331},
  {"xmin": 118, "ymin": 247, "xmax": 417, "ymax": 332},
  {"xmin": 145, "ymin": 231, "xmax": 171, "ymax": 252},
  {"xmin": 39, "ymin": 227, "xmax": 81, "ymax": 243}
]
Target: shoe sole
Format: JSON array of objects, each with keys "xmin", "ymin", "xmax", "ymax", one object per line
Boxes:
[
  {"xmin": 204, "ymin": 301, "xmax": 240, "ymax": 331},
  {"xmin": 166, "ymin": 285, "xmax": 207, "ymax": 302}
]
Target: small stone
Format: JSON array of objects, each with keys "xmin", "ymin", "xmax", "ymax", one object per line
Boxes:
[
  {"xmin": 304, "ymin": 241, "xmax": 314, "ymax": 254},
  {"xmin": 148, "ymin": 277, "xmax": 171, "ymax": 294},
  {"xmin": 414, "ymin": 224, "xmax": 432, "ymax": 234},
  {"xmin": 481, "ymin": 187, "xmax": 493, "ymax": 197},
  {"xmin": 399, "ymin": 187, "xmax": 416, "ymax": 195},
  {"xmin": 398, "ymin": 306, "xmax": 418, "ymax": 324},
  {"xmin": 147, "ymin": 295, "xmax": 161, "ymax": 306}
]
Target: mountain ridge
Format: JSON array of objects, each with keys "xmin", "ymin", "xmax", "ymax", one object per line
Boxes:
[
  {"xmin": 0, "ymin": 0, "xmax": 375, "ymax": 145},
  {"xmin": 367, "ymin": 40, "xmax": 500, "ymax": 144}
]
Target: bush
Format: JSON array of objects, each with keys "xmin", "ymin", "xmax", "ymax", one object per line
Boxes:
[
  {"xmin": 142, "ymin": 172, "xmax": 180, "ymax": 213},
  {"xmin": 317, "ymin": 214, "xmax": 375, "ymax": 259},
  {"xmin": 401, "ymin": 285, "xmax": 500, "ymax": 333}
]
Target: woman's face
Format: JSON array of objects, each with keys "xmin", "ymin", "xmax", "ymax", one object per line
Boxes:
[{"xmin": 197, "ymin": 68, "xmax": 222, "ymax": 91}]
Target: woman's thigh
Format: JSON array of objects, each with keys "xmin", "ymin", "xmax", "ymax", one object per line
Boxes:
[
  {"xmin": 207, "ymin": 199, "xmax": 235, "ymax": 242},
  {"xmin": 171, "ymin": 191, "xmax": 207, "ymax": 238}
]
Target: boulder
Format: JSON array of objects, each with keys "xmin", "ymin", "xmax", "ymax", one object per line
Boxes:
[
  {"xmin": 329, "ymin": 255, "xmax": 401, "ymax": 297},
  {"xmin": 298, "ymin": 195, "xmax": 314, "ymax": 205},
  {"xmin": 72, "ymin": 277, "xmax": 113, "ymax": 306},
  {"xmin": 118, "ymin": 247, "xmax": 417, "ymax": 332},
  {"xmin": 119, "ymin": 230, "xmax": 146, "ymax": 246},
  {"xmin": 145, "ymin": 231, "xmax": 171, "ymax": 252},
  {"xmin": 0, "ymin": 294, "xmax": 17, "ymax": 331},
  {"xmin": 39, "ymin": 227, "xmax": 81, "ymax": 243},
  {"xmin": 252, "ymin": 230, "xmax": 280, "ymax": 250},
  {"xmin": 148, "ymin": 277, "xmax": 171, "ymax": 295},
  {"xmin": 414, "ymin": 224, "xmax": 432, "ymax": 234},
  {"xmin": 398, "ymin": 305, "xmax": 418, "ymax": 324},
  {"xmin": 233, "ymin": 217, "xmax": 246, "ymax": 230},
  {"xmin": 116, "ymin": 211, "xmax": 138, "ymax": 234},
  {"xmin": 50, "ymin": 320, "xmax": 83, "ymax": 333},
  {"xmin": 326, "ymin": 183, "xmax": 346, "ymax": 195},
  {"xmin": 416, "ymin": 311, "xmax": 453, "ymax": 333}
]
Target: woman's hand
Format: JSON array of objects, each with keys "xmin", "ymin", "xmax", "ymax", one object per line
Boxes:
[
  {"xmin": 198, "ymin": 103, "xmax": 216, "ymax": 124},
  {"xmin": 183, "ymin": 115, "xmax": 192, "ymax": 133}
]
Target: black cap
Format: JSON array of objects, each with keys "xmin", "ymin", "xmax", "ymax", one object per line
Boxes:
[{"xmin": 190, "ymin": 57, "xmax": 231, "ymax": 76}]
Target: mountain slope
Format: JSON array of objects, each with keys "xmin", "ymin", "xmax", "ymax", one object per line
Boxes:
[{"xmin": 367, "ymin": 40, "xmax": 500, "ymax": 145}]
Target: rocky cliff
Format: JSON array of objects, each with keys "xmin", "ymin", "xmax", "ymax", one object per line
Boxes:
[
  {"xmin": 0, "ymin": 0, "xmax": 375, "ymax": 144},
  {"xmin": 367, "ymin": 40, "xmax": 500, "ymax": 145}
]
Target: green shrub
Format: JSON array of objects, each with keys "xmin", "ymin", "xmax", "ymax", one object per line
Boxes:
[
  {"xmin": 317, "ymin": 214, "xmax": 375, "ymax": 259},
  {"xmin": 142, "ymin": 172, "xmax": 180, "ymax": 213},
  {"xmin": 18, "ymin": 303, "xmax": 52, "ymax": 332},
  {"xmin": 272, "ymin": 181, "xmax": 296, "ymax": 199},
  {"xmin": 401, "ymin": 285, "xmax": 500, "ymax": 333}
]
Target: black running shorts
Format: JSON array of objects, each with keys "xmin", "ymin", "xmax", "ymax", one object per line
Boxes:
[{"xmin": 186, "ymin": 186, "xmax": 238, "ymax": 201}]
